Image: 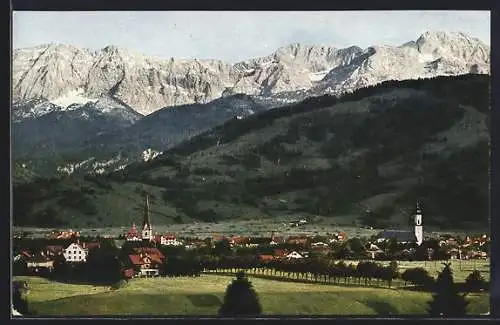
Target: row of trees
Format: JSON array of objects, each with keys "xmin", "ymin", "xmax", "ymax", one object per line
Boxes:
[{"xmin": 217, "ymin": 261, "xmax": 487, "ymax": 317}]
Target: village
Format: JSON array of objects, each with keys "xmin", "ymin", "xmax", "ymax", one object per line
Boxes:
[{"xmin": 13, "ymin": 196, "xmax": 490, "ymax": 280}]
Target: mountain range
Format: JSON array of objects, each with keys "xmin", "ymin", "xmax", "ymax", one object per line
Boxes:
[{"xmin": 12, "ymin": 31, "xmax": 490, "ymax": 180}]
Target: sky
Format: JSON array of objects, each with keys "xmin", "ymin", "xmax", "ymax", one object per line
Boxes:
[{"xmin": 12, "ymin": 11, "xmax": 490, "ymax": 63}]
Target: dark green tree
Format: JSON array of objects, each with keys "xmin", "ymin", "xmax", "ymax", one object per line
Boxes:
[
  {"xmin": 465, "ymin": 270, "xmax": 487, "ymax": 293},
  {"xmin": 218, "ymin": 271, "xmax": 262, "ymax": 316},
  {"xmin": 428, "ymin": 263, "xmax": 469, "ymax": 317}
]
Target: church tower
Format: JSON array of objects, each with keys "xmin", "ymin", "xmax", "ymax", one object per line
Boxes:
[
  {"xmin": 414, "ymin": 201, "xmax": 423, "ymax": 246},
  {"xmin": 141, "ymin": 194, "xmax": 153, "ymax": 241}
]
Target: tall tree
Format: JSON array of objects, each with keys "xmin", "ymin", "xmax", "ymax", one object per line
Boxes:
[
  {"xmin": 219, "ymin": 271, "xmax": 262, "ymax": 316},
  {"xmin": 428, "ymin": 263, "xmax": 469, "ymax": 317}
]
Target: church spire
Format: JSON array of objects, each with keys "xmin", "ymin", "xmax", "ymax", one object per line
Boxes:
[
  {"xmin": 141, "ymin": 193, "xmax": 152, "ymax": 241},
  {"xmin": 143, "ymin": 194, "xmax": 151, "ymax": 228}
]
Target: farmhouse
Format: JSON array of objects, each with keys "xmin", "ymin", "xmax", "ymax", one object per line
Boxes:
[
  {"xmin": 63, "ymin": 243, "xmax": 88, "ymax": 263},
  {"xmin": 129, "ymin": 247, "xmax": 165, "ymax": 277}
]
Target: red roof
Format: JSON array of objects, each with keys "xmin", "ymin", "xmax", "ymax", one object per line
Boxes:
[
  {"xmin": 127, "ymin": 224, "xmax": 140, "ymax": 236},
  {"xmin": 258, "ymin": 255, "xmax": 274, "ymax": 261},
  {"xmin": 133, "ymin": 247, "xmax": 165, "ymax": 260},
  {"xmin": 129, "ymin": 254, "xmax": 143, "ymax": 265},
  {"xmin": 148, "ymin": 254, "xmax": 163, "ymax": 265},
  {"xmin": 21, "ymin": 251, "xmax": 32, "ymax": 258},
  {"xmin": 231, "ymin": 236, "xmax": 249, "ymax": 244},
  {"xmin": 273, "ymin": 249, "xmax": 289, "ymax": 257},
  {"xmin": 84, "ymin": 242, "xmax": 100, "ymax": 249}
]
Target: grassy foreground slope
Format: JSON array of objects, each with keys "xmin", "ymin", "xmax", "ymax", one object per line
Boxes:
[
  {"xmin": 15, "ymin": 275, "xmax": 489, "ymax": 316},
  {"xmin": 13, "ymin": 74, "xmax": 490, "ymax": 229}
]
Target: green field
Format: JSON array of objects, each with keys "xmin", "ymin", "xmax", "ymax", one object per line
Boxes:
[{"xmin": 15, "ymin": 272, "xmax": 489, "ymax": 316}]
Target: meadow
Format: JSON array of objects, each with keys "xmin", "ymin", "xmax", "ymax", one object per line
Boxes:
[{"xmin": 14, "ymin": 260, "xmax": 490, "ymax": 317}]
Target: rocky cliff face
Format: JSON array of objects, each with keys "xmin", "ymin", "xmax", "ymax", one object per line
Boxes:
[{"xmin": 13, "ymin": 31, "xmax": 490, "ymax": 116}]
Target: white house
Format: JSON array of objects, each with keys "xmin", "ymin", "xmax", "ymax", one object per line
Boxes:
[
  {"xmin": 286, "ymin": 251, "xmax": 304, "ymax": 259},
  {"xmin": 63, "ymin": 243, "xmax": 88, "ymax": 263},
  {"xmin": 160, "ymin": 235, "xmax": 183, "ymax": 246}
]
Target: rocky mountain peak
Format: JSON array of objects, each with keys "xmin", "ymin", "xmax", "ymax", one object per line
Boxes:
[{"xmin": 12, "ymin": 31, "xmax": 490, "ymax": 117}]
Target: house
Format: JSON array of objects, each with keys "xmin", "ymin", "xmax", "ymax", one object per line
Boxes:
[
  {"xmin": 161, "ymin": 235, "xmax": 184, "ymax": 246},
  {"xmin": 269, "ymin": 236, "xmax": 284, "ymax": 246},
  {"xmin": 367, "ymin": 244, "xmax": 384, "ymax": 260},
  {"xmin": 337, "ymin": 231, "xmax": 348, "ymax": 241},
  {"xmin": 286, "ymin": 236, "xmax": 308, "ymax": 246},
  {"xmin": 125, "ymin": 224, "xmax": 142, "ymax": 241},
  {"xmin": 14, "ymin": 251, "xmax": 32, "ymax": 262},
  {"xmin": 133, "ymin": 247, "xmax": 165, "ymax": 260},
  {"xmin": 229, "ymin": 236, "xmax": 250, "ymax": 247},
  {"xmin": 26, "ymin": 256, "xmax": 55, "ymax": 272},
  {"xmin": 468, "ymin": 250, "xmax": 488, "ymax": 259},
  {"xmin": 273, "ymin": 249, "xmax": 289, "ymax": 258},
  {"xmin": 448, "ymin": 248, "xmax": 460, "ymax": 260},
  {"xmin": 82, "ymin": 242, "xmax": 101, "ymax": 250},
  {"xmin": 328, "ymin": 231, "xmax": 347, "ymax": 243},
  {"xmin": 129, "ymin": 248, "xmax": 165, "ymax": 277},
  {"xmin": 213, "ymin": 235, "xmax": 227, "ymax": 242},
  {"xmin": 49, "ymin": 229, "xmax": 80, "ymax": 239},
  {"xmin": 258, "ymin": 255, "xmax": 275, "ymax": 262},
  {"xmin": 63, "ymin": 243, "xmax": 88, "ymax": 263},
  {"xmin": 286, "ymin": 251, "xmax": 304, "ymax": 259}
]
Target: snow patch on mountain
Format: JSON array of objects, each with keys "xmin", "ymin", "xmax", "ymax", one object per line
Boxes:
[
  {"xmin": 50, "ymin": 88, "xmax": 98, "ymax": 108},
  {"xmin": 142, "ymin": 148, "xmax": 162, "ymax": 162},
  {"xmin": 56, "ymin": 157, "xmax": 96, "ymax": 175}
]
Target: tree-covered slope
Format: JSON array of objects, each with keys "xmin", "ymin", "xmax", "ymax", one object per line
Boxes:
[{"xmin": 13, "ymin": 74, "xmax": 490, "ymax": 229}]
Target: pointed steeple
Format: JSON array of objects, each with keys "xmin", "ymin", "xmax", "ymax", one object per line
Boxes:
[
  {"xmin": 143, "ymin": 194, "xmax": 151, "ymax": 229},
  {"xmin": 141, "ymin": 193, "xmax": 152, "ymax": 241}
]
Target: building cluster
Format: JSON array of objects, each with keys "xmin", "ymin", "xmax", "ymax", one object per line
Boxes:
[{"xmin": 13, "ymin": 198, "xmax": 489, "ymax": 279}]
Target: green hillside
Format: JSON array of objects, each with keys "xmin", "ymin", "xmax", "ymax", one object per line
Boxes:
[{"xmin": 13, "ymin": 74, "xmax": 490, "ymax": 229}]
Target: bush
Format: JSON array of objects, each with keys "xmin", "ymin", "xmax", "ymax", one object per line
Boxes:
[
  {"xmin": 465, "ymin": 270, "xmax": 487, "ymax": 292},
  {"xmin": 402, "ymin": 267, "xmax": 435, "ymax": 288}
]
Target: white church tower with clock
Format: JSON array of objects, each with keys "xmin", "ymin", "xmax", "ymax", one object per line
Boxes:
[{"xmin": 414, "ymin": 201, "xmax": 423, "ymax": 246}]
